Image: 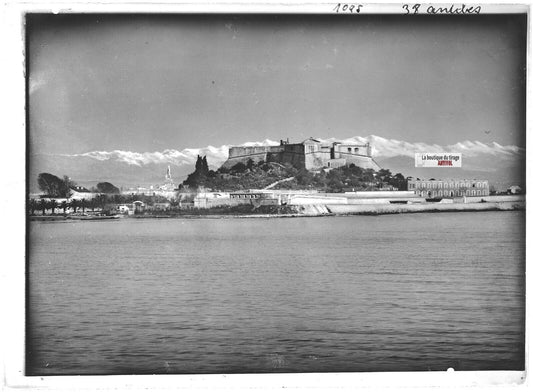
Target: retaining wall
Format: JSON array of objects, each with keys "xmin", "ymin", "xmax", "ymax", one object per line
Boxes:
[{"xmin": 325, "ymin": 201, "xmax": 525, "ymax": 215}]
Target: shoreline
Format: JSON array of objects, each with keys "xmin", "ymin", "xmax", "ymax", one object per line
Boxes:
[
  {"xmin": 323, "ymin": 200, "xmax": 525, "ymax": 216},
  {"xmin": 29, "ymin": 200, "xmax": 525, "ymax": 221}
]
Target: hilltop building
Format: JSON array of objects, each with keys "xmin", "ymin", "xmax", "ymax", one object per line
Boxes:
[
  {"xmin": 221, "ymin": 138, "xmax": 381, "ymax": 171},
  {"xmin": 408, "ymin": 178, "xmax": 489, "ymax": 198}
]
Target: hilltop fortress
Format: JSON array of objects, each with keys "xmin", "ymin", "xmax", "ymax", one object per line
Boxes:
[{"xmin": 222, "ymin": 137, "xmax": 381, "ymax": 171}]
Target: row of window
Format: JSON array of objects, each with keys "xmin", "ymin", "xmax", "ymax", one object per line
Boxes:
[
  {"xmin": 230, "ymin": 194, "xmax": 262, "ymax": 199},
  {"xmin": 343, "ymin": 147, "xmax": 360, "ymax": 153},
  {"xmin": 417, "ymin": 189, "xmax": 489, "ymax": 197},
  {"xmin": 409, "ymin": 181, "xmax": 488, "ymax": 189},
  {"xmin": 306, "ymin": 145, "xmax": 366, "ymax": 153}
]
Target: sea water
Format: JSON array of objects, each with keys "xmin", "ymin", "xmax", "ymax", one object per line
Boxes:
[{"xmin": 27, "ymin": 211, "xmax": 525, "ymax": 374}]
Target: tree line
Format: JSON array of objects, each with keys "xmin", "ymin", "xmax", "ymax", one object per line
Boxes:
[
  {"xmin": 37, "ymin": 172, "xmax": 120, "ymax": 197},
  {"xmin": 29, "ymin": 197, "xmax": 101, "ymax": 215},
  {"xmin": 28, "ymin": 193, "xmax": 177, "ymax": 216}
]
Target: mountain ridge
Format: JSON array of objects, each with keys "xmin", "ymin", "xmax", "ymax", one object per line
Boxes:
[{"xmin": 30, "ymin": 135, "xmax": 525, "ymax": 192}]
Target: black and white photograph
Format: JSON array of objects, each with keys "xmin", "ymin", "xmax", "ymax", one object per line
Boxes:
[{"xmin": 4, "ymin": 0, "xmax": 529, "ymax": 389}]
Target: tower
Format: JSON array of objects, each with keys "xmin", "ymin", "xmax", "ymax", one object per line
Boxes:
[{"xmin": 366, "ymin": 143, "xmax": 372, "ymax": 157}]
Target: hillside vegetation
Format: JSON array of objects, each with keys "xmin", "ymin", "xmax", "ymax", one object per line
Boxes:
[{"xmin": 180, "ymin": 156, "xmax": 407, "ymax": 192}]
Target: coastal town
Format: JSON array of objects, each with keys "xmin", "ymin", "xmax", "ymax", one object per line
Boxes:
[{"xmin": 29, "ymin": 138, "xmax": 525, "ymax": 219}]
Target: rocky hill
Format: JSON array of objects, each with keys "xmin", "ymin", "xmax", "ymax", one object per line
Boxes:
[{"xmin": 180, "ymin": 156, "xmax": 407, "ymax": 193}]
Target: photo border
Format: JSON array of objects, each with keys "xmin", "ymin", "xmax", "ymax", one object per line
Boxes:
[{"xmin": 2, "ymin": 1, "xmax": 530, "ymax": 390}]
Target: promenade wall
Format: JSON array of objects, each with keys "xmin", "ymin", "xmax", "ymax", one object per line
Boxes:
[
  {"xmin": 461, "ymin": 195, "xmax": 524, "ymax": 203},
  {"xmin": 343, "ymin": 191, "xmax": 417, "ymax": 198},
  {"xmin": 315, "ymin": 201, "xmax": 525, "ymax": 216}
]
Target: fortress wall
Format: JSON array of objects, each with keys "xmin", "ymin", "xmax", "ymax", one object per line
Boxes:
[
  {"xmin": 221, "ymin": 141, "xmax": 378, "ymax": 171},
  {"xmin": 342, "ymin": 154, "xmax": 380, "ymax": 170},
  {"xmin": 277, "ymin": 150, "xmax": 306, "ymax": 169},
  {"xmin": 325, "ymin": 159, "xmax": 346, "ymax": 169},
  {"xmin": 263, "ymin": 144, "xmax": 306, "ymax": 168},
  {"xmin": 305, "ymin": 151, "xmax": 332, "ymax": 170},
  {"xmin": 222, "ymin": 145, "xmax": 284, "ymax": 168},
  {"xmin": 303, "ymin": 150, "xmax": 378, "ymax": 170},
  {"xmin": 228, "ymin": 145, "xmax": 274, "ymax": 158},
  {"xmin": 221, "ymin": 153, "xmax": 269, "ymax": 168},
  {"xmin": 267, "ymin": 146, "xmax": 285, "ymax": 154}
]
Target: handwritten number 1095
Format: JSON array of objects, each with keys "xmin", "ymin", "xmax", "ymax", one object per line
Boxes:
[{"xmin": 333, "ymin": 3, "xmax": 362, "ymax": 13}]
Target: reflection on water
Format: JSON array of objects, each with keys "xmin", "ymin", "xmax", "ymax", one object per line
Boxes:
[{"xmin": 27, "ymin": 211, "xmax": 525, "ymax": 375}]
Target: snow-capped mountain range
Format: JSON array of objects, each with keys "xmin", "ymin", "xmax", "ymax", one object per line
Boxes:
[{"xmin": 30, "ymin": 135, "xmax": 525, "ymax": 192}]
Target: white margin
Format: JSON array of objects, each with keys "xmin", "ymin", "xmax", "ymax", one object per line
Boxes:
[{"xmin": 1, "ymin": 1, "xmax": 530, "ymax": 391}]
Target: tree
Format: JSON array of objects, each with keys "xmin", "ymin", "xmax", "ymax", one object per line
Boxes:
[
  {"xmin": 60, "ymin": 200, "xmax": 68, "ymax": 214},
  {"xmin": 60, "ymin": 176, "xmax": 75, "ymax": 198},
  {"xmin": 230, "ymin": 162, "xmax": 246, "ymax": 173},
  {"xmin": 295, "ymin": 169, "xmax": 313, "ymax": 187},
  {"xmin": 38, "ymin": 199, "xmax": 47, "ymax": 215},
  {"xmin": 361, "ymin": 168, "xmax": 376, "ymax": 183},
  {"xmin": 95, "ymin": 194, "xmax": 108, "ymax": 210},
  {"xmin": 88, "ymin": 198, "xmax": 97, "ymax": 212},
  {"xmin": 169, "ymin": 198, "xmax": 180, "ymax": 208},
  {"xmin": 389, "ymin": 173, "xmax": 407, "ymax": 191},
  {"xmin": 183, "ymin": 155, "xmax": 211, "ymax": 189},
  {"xmin": 194, "ymin": 154, "xmax": 209, "ymax": 174},
  {"xmin": 326, "ymin": 170, "xmax": 344, "ymax": 192},
  {"xmin": 69, "ymin": 199, "xmax": 79, "ymax": 213},
  {"xmin": 377, "ymin": 169, "xmax": 392, "ymax": 186},
  {"xmin": 37, "ymin": 173, "xmax": 63, "ymax": 197},
  {"xmin": 49, "ymin": 199, "xmax": 57, "ymax": 214},
  {"xmin": 195, "ymin": 155, "xmax": 202, "ymax": 171},
  {"xmin": 96, "ymin": 182, "xmax": 120, "ymax": 194},
  {"xmin": 37, "ymin": 173, "xmax": 75, "ymax": 198},
  {"xmin": 28, "ymin": 199, "xmax": 37, "ymax": 215},
  {"xmin": 348, "ymin": 164, "xmax": 363, "ymax": 177},
  {"xmin": 111, "ymin": 194, "xmax": 126, "ymax": 204}
]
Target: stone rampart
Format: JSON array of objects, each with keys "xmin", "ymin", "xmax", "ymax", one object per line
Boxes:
[
  {"xmin": 222, "ymin": 140, "xmax": 379, "ymax": 171},
  {"xmin": 278, "ymin": 149, "xmax": 306, "ymax": 168},
  {"xmin": 342, "ymin": 154, "xmax": 380, "ymax": 170}
]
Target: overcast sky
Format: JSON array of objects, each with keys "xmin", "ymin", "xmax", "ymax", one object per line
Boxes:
[{"xmin": 28, "ymin": 13, "xmax": 526, "ymax": 155}]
